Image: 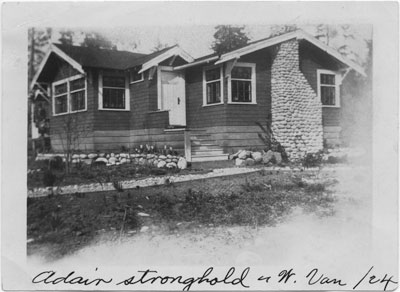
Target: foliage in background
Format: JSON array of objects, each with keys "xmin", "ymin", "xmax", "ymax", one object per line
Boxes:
[{"xmin": 211, "ymin": 25, "xmax": 250, "ymax": 56}]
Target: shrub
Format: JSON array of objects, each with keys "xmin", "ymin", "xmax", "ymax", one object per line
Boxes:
[
  {"xmin": 302, "ymin": 152, "xmax": 323, "ymax": 168},
  {"xmin": 42, "ymin": 169, "xmax": 57, "ymax": 186},
  {"xmin": 113, "ymin": 180, "xmax": 124, "ymax": 192},
  {"xmin": 49, "ymin": 156, "xmax": 64, "ymax": 170}
]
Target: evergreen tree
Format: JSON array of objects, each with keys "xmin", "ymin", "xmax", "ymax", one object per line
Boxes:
[
  {"xmin": 28, "ymin": 27, "xmax": 52, "ymax": 86},
  {"xmin": 269, "ymin": 24, "xmax": 298, "ymax": 37},
  {"xmin": 211, "ymin": 25, "xmax": 249, "ymax": 56},
  {"xmin": 58, "ymin": 29, "xmax": 75, "ymax": 46},
  {"xmin": 80, "ymin": 31, "xmax": 117, "ymax": 50}
]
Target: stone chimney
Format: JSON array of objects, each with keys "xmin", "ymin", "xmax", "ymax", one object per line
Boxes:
[{"xmin": 271, "ymin": 39, "xmax": 323, "ymax": 160}]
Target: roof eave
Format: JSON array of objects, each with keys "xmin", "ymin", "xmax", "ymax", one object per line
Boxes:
[
  {"xmin": 138, "ymin": 46, "xmax": 195, "ymax": 74},
  {"xmin": 30, "ymin": 44, "xmax": 85, "ymax": 90},
  {"xmin": 213, "ymin": 30, "xmax": 366, "ymax": 77}
]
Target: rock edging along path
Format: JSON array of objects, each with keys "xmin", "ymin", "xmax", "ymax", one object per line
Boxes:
[{"xmin": 29, "ymin": 167, "xmax": 277, "ymax": 198}]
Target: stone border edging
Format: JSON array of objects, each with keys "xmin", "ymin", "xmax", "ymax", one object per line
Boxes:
[{"xmin": 29, "ymin": 166, "xmax": 322, "ymax": 198}]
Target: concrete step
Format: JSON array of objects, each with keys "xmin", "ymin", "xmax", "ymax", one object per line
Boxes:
[
  {"xmin": 191, "ymin": 154, "xmax": 229, "ymax": 162},
  {"xmin": 192, "ymin": 148, "xmax": 225, "ymax": 155},
  {"xmin": 192, "ymin": 144, "xmax": 221, "ymax": 151}
]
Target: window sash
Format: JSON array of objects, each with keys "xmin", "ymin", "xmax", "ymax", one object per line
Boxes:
[
  {"xmin": 52, "ymin": 75, "xmax": 86, "ymax": 115},
  {"xmin": 206, "ymin": 81, "xmax": 221, "ymax": 104},
  {"xmin": 203, "ymin": 66, "xmax": 223, "ymax": 106},
  {"xmin": 54, "ymin": 94, "xmax": 68, "ymax": 114},
  {"xmin": 228, "ymin": 63, "xmax": 256, "ymax": 104},
  {"xmin": 231, "ymin": 80, "xmax": 252, "ymax": 102},
  {"xmin": 102, "ymin": 88, "xmax": 126, "ymax": 109},
  {"xmin": 318, "ymin": 70, "xmax": 340, "ymax": 107}
]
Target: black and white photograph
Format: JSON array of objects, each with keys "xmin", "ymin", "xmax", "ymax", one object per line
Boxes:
[{"xmin": 1, "ymin": 1, "xmax": 398, "ymax": 291}]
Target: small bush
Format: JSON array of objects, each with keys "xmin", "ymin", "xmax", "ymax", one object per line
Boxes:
[
  {"xmin": 113, "ymin": 180, "xmax": 124, "ymax": 192},
  {"xmin": 42, "ymin": 169, "xmax": 57, "ymax": 186},
  {"xmin": 49, "ymin": 156, "xmax": 64, "ymax": 170},
  {"xmin": 302, "ymin": 152, "xmax": 323, "ymax": 168}
]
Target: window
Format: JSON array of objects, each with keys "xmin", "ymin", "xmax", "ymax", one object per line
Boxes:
[
  {"xmin": 317, "ymin": 69, "xmax": 340, "ymax": 107},
  {"xmin": 52, "ymin": 75, "xmax": 86, "ymax": 115},
  {"xmin": 228, "ymin": 63, "xmax": 256, "ymax": 104},
  {"xmin": 130, "ymin": 67, "xmax": 144, "ymax": 83},
  {"xmin": 203, "ymin": 66, "xmax": 223, "ymax": 106},
  {"xmin": 99, "ymin": 74, "xmax": 129, "ymax": 110}
]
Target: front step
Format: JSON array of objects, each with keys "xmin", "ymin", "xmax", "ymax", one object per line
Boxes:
[
  {"xmin": 192, "ymin": 149, "xmax": 225, "ymax": 156},
  {"xmin": 191, "ymin": 153, "xmax": 229, "ymax": 162},
  {"xmin": 188, "ymin": 129, "xmax": 229, "ymax": 162}
]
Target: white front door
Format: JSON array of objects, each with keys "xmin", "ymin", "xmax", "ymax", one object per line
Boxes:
[{"xmin": 160, "ymin": 69, "xmax": 186, "ymax": 126}]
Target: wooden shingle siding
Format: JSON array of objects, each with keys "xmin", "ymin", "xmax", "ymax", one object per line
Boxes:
[
  {"xmin": 54, "ymin": 62, "xmax": 80, "ymax": 82},
  {"xmin": 146, "ymin": 111, "xmax": 169, "ymax": 129},
  {"xmin": 299, "ymin": 42, "xmax": 341, "ymax": 128},
  {"xmin": 93, "ymin": 69, "xmax": 130, "ymax": 131},
  {"xmin": 185, "ymin": 66, "xmax": 227, "ymax": 128},
  {"xmin": 49, "ymin": 63, "xmax": 94, "ymax": 152},
  {"xmin": 226, "ymin": 49, "xmax": 272, "ymax": 125}
]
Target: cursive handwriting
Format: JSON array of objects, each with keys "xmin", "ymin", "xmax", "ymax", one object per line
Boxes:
[
  {"xmin": 306, "ymin": 268, "xmax": 347, "ymax": 286},
  {"xmin": 353, "ymin": 266, "xmax": 398, "ymax": 291},
  {"xmin": 116, "ymin": 267, "xmax": 250, "ymax": 291},
  {"xmin": 32, "ymin": 269, "xmax": 112, "ymax": 286}
]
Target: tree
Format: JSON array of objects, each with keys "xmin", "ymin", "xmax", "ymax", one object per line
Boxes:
[
  {"xmin": 152, "ymin": 38, "xmax": 169, "ymax": 52},
  {"xmin": 58, "ymin": 29, "xmax": 75, "ymax": 46},
  {"xmin": 314, "ymin": 24, "xmax": 338, "ymax": 46},
  {"xmin": 80, "ymin": 31, "xmax": 117, "ymax": 50},
  {"xmin": 269, "ymin": 24, "xmax": 297, "ymax": 37},
  {"xmin": 56, "ymin": 114, "xmax": 90, "ymax": 174},
  {"xmin": 211, "ymin": 25, "xmax": 250, "ymax": 56},
  {"xmin": 28, "ymin": 27, "xmax": 52, "ymax": 86}
]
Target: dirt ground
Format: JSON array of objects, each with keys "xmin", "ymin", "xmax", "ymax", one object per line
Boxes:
[{"xmin": 28, "ymin": 164, "xmax": 373, "ymax": 270}]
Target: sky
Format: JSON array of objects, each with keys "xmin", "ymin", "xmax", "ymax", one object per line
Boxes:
[{"xmin": 50, "ymin": 24, "xmax": 372, "ymax": 64}]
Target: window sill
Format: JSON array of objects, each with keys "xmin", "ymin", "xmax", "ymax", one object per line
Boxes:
[
  {"xmin": 53, "ymin": 112, "xmax": 70, "ymax": 117},
  {"xmin": 98, "ymin": 108, "xmax": 130, "ymax": 112},
  {"xmin": 70, "ymin": 109, "xmax": 88, "ymax": 114},
  {"xmin": 202, "ymin": 102, "xmax": 224, "ymax": 108},
  {"xmin": 227, "ymin": 101, "xmax": 257, "ymax": 105}
]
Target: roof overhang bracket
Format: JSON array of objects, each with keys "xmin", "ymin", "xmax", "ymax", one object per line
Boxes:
[
  {"xmin": 225, "ymin": 58, "xmax": 238, "ymax": 78},
  {"xmin": 148, "ymin": 66, "xmax": 157, "ymax": 81},
  {"xmin": 339, "ymin": 68, "xmax": 352, "ymax": 85},
  {"xmin": 169, "ymin": 55, "xmax": 177, "ymax": 66}
]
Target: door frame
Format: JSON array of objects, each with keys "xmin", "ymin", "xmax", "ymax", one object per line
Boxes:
[{"xmin": 157, "ymin": 66, "xmax": 186, "ymax": 125}]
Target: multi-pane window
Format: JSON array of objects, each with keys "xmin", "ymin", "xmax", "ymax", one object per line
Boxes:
[
  {"xmin": 130, "ymin": 67, "xmax": 144, "ymax": 83},
  {"xmin": 204, "ymin": 67, "xmax": 223, "ymax": 105},
  {"xmin": 52, "ymin": 75, "xmax": 86, "ymax": 115},
  {"xmin": 70, "ymin": 77, "xmax": 86, "ymax": 112},
  {"xmin": 101, "ymin": 76, "xmax": 127, "ymax": 109},
  {"xmin": 318, "ymin": 70, "xmax": 340, "ymax": 107},
  {"xmin": 229, "ymin": 63, "xmax": 256, "ymax": 103}
]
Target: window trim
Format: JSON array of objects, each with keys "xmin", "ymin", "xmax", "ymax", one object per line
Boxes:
[
  {"xmin": 52, "ymin": 74, "xmax": 87, "ymax": 116},
  {"xmin": 98, "ymin": 71, "xmax": 130, "ymax": 111},
  {"xmin": 317, "ymin": 69, "xmax": 341, "ymax": 108},
  {"xmin": 202, "ymin": 65, "xmax": 224, "ymax": 107},
  {"xmin": 227, "ymin": 62, "xmax": 257, "ymax": 104},
  {"xmin": 129, "ymin": 68, "xmax": 144, "ymax": 84}
]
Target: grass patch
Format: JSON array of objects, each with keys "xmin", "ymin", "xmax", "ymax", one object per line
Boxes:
[{"xmin": 27, "ymin": 170, "xmax": 337, "ymax": 260}]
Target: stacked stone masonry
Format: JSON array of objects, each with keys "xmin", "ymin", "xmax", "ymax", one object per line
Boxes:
[{"xmin": 271, "ymin": 39, "xmax": 323, "ymax": 160}]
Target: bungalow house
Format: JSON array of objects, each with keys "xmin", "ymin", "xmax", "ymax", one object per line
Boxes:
[{"xmin": 30, "ymin": 30, "xmax": 366, "ymax": 161}]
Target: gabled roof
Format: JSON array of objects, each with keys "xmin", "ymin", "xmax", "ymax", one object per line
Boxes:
[
  {"xmin": 53, "ymin": 43, "xmax": 148, "ymax": 70},
  {"xmin": 31, "ymin": 43, "xmax": 194, "ymax": 89},
  {"xmin": 175, "ymin": 29, "xmax": 366, "ymax": 76}
]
